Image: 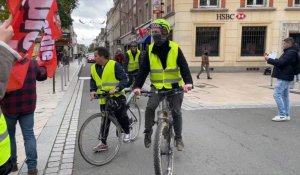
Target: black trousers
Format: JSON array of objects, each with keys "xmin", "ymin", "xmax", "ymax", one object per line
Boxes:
[
  {"xmin": 145, "ymin": 86, "xmax": 184, "ymax": 140},
  {"xmin": 125, "ymin": 71, "xmax": 138, "ymax": 88},
  {"xmin": 100, "ymin": 95, "xmax": 130, "ymax": 144},
  {"xmin": 0, "ymin": 158, "xmax": 13, "ymax": 175}
]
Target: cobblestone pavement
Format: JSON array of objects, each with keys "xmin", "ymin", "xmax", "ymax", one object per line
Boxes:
[{"xmin": 11, "ymin": 61, "xmax": 82, "ymax": 175}]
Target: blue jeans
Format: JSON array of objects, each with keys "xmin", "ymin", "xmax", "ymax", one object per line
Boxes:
[
  {"xmin": 273, "ymin": 79, "xmax": 291, "ymax": 116},
  {"xmin": 4, "ymin": 113, "xmax": 37, "ymax": 170}
]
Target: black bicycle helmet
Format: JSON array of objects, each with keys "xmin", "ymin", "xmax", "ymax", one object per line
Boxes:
[{"xmin": 105, "ymin": 98, "xmax": 121, "ymax": 111}]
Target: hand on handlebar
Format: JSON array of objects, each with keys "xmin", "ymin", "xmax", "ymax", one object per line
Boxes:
[
  {"xmin": 183, "ymin": 84, "xmax": 193, "ymax": 93},
  {"xmin": 109, "ymin": 88, "xmax": 118, "ymax": 95},
  {"xmin": 90, "ymin": 91, "xmax": 97, "ymax": 100},
  {"xmin": 133, "ymin": 88, "xmax": 141, "ymax": 96}
]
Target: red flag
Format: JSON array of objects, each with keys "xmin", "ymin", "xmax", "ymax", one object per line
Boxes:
[
  {"xmin": 49, "ymin": 0, "xmax": 62, "ymax": 39},
  {"xmin": 6, "ymin": 0, "xmax": 55, "ymax": 91},
  {"xmin": 138, "ymin": 27, "xmax": 144, "ymax": 38},
  {"xmin": 37, "ymin": 0, "xmax": 61, "ymax": 77}
]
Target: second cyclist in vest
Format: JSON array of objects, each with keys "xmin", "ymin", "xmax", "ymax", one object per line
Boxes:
[
  {"xmin": 90, "ymin": 47, "xmax": 131, "ymax": 151},
  {"xmin": 124, "ymin": 41, "xmax": 142, "ymax": 88}
]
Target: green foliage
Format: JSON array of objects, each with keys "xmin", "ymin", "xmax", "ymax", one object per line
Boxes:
[
  {"xmin": 58, "ymin": 0, "xmax": 79, "ymax": 29},
  {"xmin": 0, "ymin": 0, "xmax": 78, "ymax": 28},
  {"xmin": 0, "ymin": 0, "xmax": 9, "ymax": 22},
  {"xmin": 88, "ymin": 44, "xmax": 95, "ymax": 52}
]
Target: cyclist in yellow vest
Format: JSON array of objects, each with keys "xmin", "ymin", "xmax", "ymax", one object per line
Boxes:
[
  {"xmin": 124, "ymin": 41, "xmax": 142, "ymax": 87},
  {"xmin": 90, "ymin": 47, "xmax": 131, "ymax": 151},
  {"xmin": 133, "ymin": 19, "xmax": 193, "ymax": 151}
]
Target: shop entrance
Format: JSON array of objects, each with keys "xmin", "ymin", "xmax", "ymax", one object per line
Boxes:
[{"xmin": 289, "ymin": 33, "xmax": 300, "ymax": 45}]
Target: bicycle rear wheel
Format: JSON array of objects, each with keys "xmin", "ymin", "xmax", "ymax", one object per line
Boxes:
[
  {"xmin": 78, "ymin": 113, "xmax": 122, "ymax": 166},
  {"xmin": 127, "ymin": 103, "xmax": 141, "ymax": 141},
  {"xmin": 153, "ymin": 122, "xmax": 174, "ymax": 175}
]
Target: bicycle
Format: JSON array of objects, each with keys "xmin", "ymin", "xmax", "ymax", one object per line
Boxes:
[
  {"xmin": 141, "ymin": 88, "xmax": 183, "ymax": 175},
  {"xmin": 125, "ymin": 88, "xmax": 141, "ymax": 141},
  {"xmin": 78, "ymin": 91, "xmax": 141, "ymax": 166}
]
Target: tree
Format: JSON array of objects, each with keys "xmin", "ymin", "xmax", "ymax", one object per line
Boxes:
[
  {"xmin": 88, "ymin": 43, "xmax": 95, "ymax": 53},
  {"xmin": 57, "ymin": 0, "xmax": 79, "ymax": 29},
  {"xmin": 0, "ymin": 0, "xmax": 9, "ymax": 22},
  {"xmin": 0, "ymin": 0, "xmax": 79, "ymax": 28}
]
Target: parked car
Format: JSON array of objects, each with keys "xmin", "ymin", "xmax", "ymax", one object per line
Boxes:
[{"xmin": 87, "ymin": 53, "xmax": 96, "ymax": 63}]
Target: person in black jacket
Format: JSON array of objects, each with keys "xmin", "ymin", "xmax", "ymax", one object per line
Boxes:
[
  {"xmin": 265, "ymin": 37, "xmax": 299, "ymax": 121},
  {"xmin": 133, "ymin": 19, "xmax": 193, "ymax": 151}
]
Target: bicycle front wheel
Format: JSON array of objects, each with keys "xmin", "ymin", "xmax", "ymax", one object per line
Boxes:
[
  {"xmin": 127, "ymin": 103, "xmax": 141, "ymax": 141},
  {"xmin": 153, "ymin": 122, "xmax": 174, "ymax": 175},
  {"xmin": 78, "ymin": 113, "xmax": 122, "ymax": 166}
]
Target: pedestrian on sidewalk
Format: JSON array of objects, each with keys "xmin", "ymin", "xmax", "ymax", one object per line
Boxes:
[
  {"xmin": 264, "ymin": 37, "xmax": 299, "ymax": 121},
  {"xmin": 90, "ymin": 47, "xmax": 131, "ymax": 152},
  {"xmin": 0, "ymin": 60, "xmax": 47, "ymax": 175},
  {"xmin": 197, "ymin": 50, "xmax": 212, "ymax": 79},
  {"xmin": 0, "ymin": 17, "xmax": 21, "ymax": 175}
]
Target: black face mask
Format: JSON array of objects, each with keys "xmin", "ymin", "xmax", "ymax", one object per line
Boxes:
[{"xmin": 152, "ymin": 33, "xmax": 167, "ymax": 46}]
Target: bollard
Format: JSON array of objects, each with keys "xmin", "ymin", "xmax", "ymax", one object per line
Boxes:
[
  {"xmin": 61, "ymin": 66, "xmax": 64, "ymax": 91},
  {"xmin": 53, "ymin": 73, "xmax": 55, "ymax": 94},
  {"xmin": 67, "ymin": 65, "xmax": 70, "ymax": 82},
  {"xmin": 64, "ymin": 66, "xmax": 67, "ymax": 86}
]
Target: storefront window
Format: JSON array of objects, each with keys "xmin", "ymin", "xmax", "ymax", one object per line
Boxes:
[
  {"xmin": 195, "ymin": 27, "xmax": 220, "ymax": 56},
  {"xmin": 247, "ymin": 0, "xmax": 266, "ymax": 6},
  {"xmin": 200, "ymin": 0, "xmax": 219, "ymax": 7},
  {"xmin": 241, "ymin": 26, "xmax": 266, "ymax": 56},
  {"xmin": 295, "ymin": 0, "xmax": 300, "ymax": 6}
]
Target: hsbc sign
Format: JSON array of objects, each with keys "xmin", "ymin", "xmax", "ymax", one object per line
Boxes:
[{"xmin": 216, "ymin": 13, "xmax": 246, "ymax": 20}]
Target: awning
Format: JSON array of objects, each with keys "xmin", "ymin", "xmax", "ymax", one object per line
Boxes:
[{"xmin": 138, "ymin": 35, "xmax": 151, "ymax": 44}]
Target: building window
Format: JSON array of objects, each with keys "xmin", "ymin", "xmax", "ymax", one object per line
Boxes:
[
  {"xmin": 165, "ymin": 0, "xmax": 172, "ymax": 14},
  {"xmin": 295, "ymin": 0, "xmax": 300, "ymax": 6},
  {"xmin": 247, "ymin": 0, "xmax": 266, "ymax": 6},
  {"xmin": 195, "ymin": 27, "xmax": 220, "ymax": 56},
  {"xmin": 241, "ymin": 26, "xmax": 266, "ymax": 56},
  {"xmin": 200, "ymin": 0, "xmax": 219, "ymax": 7}
]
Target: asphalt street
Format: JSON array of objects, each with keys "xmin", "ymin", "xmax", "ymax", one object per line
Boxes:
[{"xmin": 73, "ymin": 64, "xmax": 300, "ymax": 175}]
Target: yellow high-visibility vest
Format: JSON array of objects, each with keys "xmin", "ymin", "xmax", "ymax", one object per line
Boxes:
[
  {"xmin": 148, "ymin": 41, "xmax": 183, "ymax": 89},
  {"xmin": 0, "ymin": 113, "xmax": 11, "ymax": 166},
  {"xmin": 127, "ymin": 49, "xmax": 140, "ymax": 72},
  {"xmin": 90, "ymin": 60, "xmax": 124, "ymax": 105}
]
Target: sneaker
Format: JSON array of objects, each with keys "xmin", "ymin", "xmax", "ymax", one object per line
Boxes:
[
  {"xmin": 175, "ymin": 139, "xmax": 185, "ymax": 151},
  {"xmin": 286, "ymin": 116, "xmax": 291, "ymax": 120},
  {"xmin": 144, "ymin": 130, "xmax": 153, "ymax": 148},
  {"xmin": 123, "ymin": 133, "xmax": 131, "ymax": 143},
  {"xmin": 196, "ymin": 75, "xmax": 200, "ymax": 79},
  {"xmin": 27, "ymin": 168, "xmax": 38, "ymax": 175},
  {"xmin": 93, "ymin": 143, "xmax": 108, "ymax": 152},
  {"xmin": 272, "ymin": 115, "xmax": 287, "ymax": 122},
  {"xmin": 207, "ymin": 77, "xmax": 212, "ymax": 79},
  {"xmin": 12, "ymin": 163, "xmax": 18, "ymax": 172}
]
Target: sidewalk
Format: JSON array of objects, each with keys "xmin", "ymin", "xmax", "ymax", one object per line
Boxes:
[
  {"xmin": 11, "ymin": 60, "xmax": 82, "ymax": 175},
  {"xmin": 11, "ymin": 67, "xmax": 300, "ymax": 174},
  {"xmin": 183, "ymin": 72, "xmax": 300, "ymax": 110}
]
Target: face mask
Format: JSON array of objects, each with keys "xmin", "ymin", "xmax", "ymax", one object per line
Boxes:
[{"xmin": 152, "ymin": 33, "xmax": 167, "ymax": 46}]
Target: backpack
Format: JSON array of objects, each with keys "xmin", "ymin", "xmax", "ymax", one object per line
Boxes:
[{"xmin": 290, "ymin": 50, "xmax": 300, "ymax": 75}]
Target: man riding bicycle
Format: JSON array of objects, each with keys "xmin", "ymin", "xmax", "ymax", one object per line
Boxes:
[
  {"xmin": 90, "ymin": 47, "xmax": 131, "ymax": 151},
  {"xmin": 133, "ymin": 19, "xmax": 193, "ymax": 151},
  {"xmin": 124, "ymin": 41, "xmax": 142, "ymax": 88}
]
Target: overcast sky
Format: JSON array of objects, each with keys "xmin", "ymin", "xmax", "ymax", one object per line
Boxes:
[{"xmin": 71, "ymin": 0, "xmax": 113, "ymax": 46}]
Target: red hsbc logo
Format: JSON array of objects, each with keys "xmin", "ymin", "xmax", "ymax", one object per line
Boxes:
[
  {"xmin": 236, "ymin": 13, "xmax": 246, "ymax": 20},
  {"xmin": 217, "ymin": 13, "xmax": 247, "ymax": 20}
]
